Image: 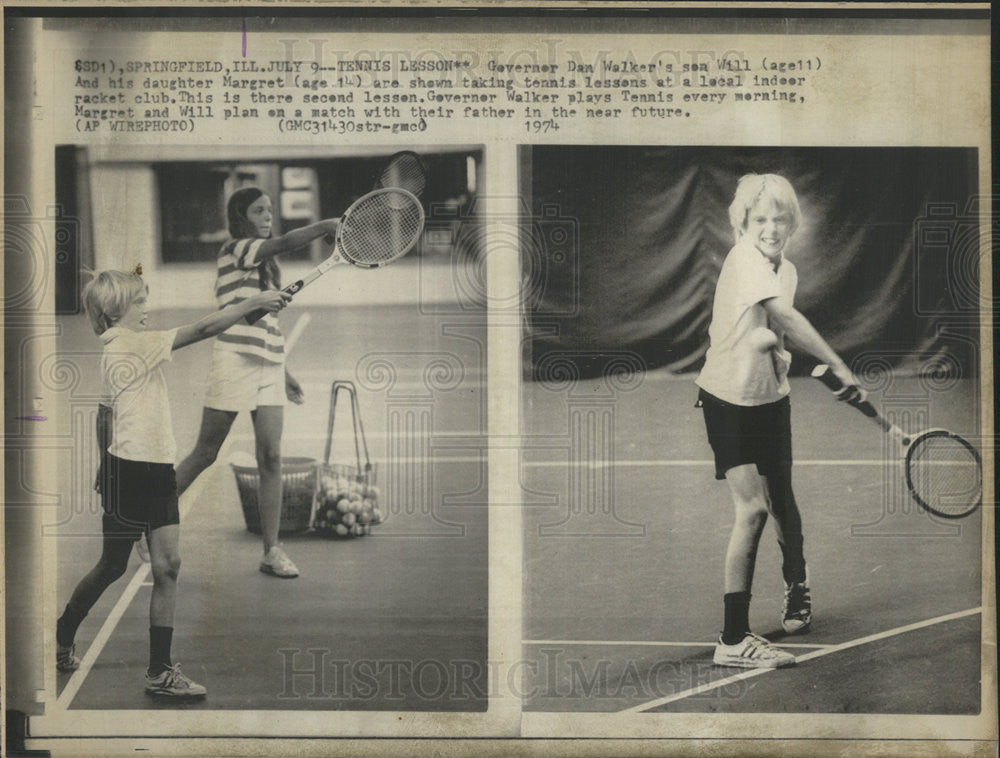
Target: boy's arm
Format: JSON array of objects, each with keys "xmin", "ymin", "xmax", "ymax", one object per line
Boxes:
[
  {"xmin": 172, "ymin": 290, "xmax": 291, "ymax": 350},
  {"xmin": 762, "ymin": 297, "xmax": 860, "ymax": 390},
  {"xmin": 254, "ymin": 218, "xmax": 340, "ymax": 261}
]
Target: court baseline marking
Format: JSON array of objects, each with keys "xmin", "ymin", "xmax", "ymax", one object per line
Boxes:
[
  {"xmin": 229, "ymin": 435, "xmax": 886, "ymax": 469},
  {"xmin": 55, "ymin": 437, "xmax": 236, "ymax": 710},
  {"xmin": 524, "ymin": 639, "xmax": 832, "ymax": 649},
  {"xmin": 523, "ymin": 460, "xmax": 891, "ymax": 467},
  {"xmin": 617, "ymin": 606, "xmax": 982, "ymax": 713}
]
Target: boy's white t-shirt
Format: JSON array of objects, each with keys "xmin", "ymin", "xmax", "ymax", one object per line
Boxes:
[
  {"xmin": 99, "ymin": 326, "xmax": 179, "ymax": 464},
  {"xmin": 696, "ymin": 240, "xmax": 797, "ymax": 406}
]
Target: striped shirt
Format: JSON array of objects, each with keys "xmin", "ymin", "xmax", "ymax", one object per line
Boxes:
[{"xmin": 213, "ymin": 237, "xmax": 285, "ymax": 363}]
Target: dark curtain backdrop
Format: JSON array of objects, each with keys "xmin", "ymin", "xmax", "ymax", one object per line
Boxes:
[{"xmin": 522, "ymin": 146, "xmax": 979, "ymax": 379}]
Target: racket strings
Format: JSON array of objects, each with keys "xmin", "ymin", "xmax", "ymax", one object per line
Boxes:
[
  {"xmin": 339, "ymin": 192, "xmax": 423, "ymax": 265},
  {"xmin": 907, "ymin": 435, "xmax": 982, "ymax": 517},
  {"xmin": 377, "ymin": 154, "xmax": 427, "ymax": 198}
]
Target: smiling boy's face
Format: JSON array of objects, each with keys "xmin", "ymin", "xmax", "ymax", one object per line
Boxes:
[
  {"xmin": 118, "ymin": 289, "xmax": 149, "ymax": 331},
  {"xmin": 744, "ymin": 196, "xmax": 794, "ymax": 260}
]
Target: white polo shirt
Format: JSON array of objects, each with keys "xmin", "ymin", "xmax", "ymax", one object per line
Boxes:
[
  {"xmin": 696, "ymin": 240, "xmax": 797, "ymax": 406},
  {"xmin": 100, "ymin": 327, "xmax": 179, "ymax": 464}
]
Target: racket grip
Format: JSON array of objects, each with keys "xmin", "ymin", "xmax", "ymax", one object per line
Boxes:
[
  {"xmin": 244, "ymin": 308, "xmax": 268, "ymax": 325},
  {"xmin": 244, "ymin": 281, "xmax": 306, "ymax": 325},
  {"xmin": 811, "ymin": 364, "xmax": 878, "ymax": 418}
]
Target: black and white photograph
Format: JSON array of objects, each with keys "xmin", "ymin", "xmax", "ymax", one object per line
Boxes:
[
  {"xmin": 521, "ymin": 145, "xmax": 984, "ymax": 715},
  {"xmin": 42, "ymin": 144, "xmax": 488, "ymax": 714},
  {"xmin": 2, "ymin": 2, "xmax": 994, "ymax": 757}
]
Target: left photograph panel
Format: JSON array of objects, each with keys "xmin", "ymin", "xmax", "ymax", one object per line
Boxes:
[
  {"xmin": 43, "ymin": 144, "xmax": 488, "ymax": 713},
  {"xmin": 36, "ymin": 143, "xmax": 489, "ymax": 715}
]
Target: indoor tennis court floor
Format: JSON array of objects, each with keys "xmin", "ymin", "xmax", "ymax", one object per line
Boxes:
[
  {"xmin": 522, "ymin": 368, "xmax": 984, "ymax": 714},
  {"xmin": 52, "ymin": 304, "xmax": 488, "ymax": 711}
]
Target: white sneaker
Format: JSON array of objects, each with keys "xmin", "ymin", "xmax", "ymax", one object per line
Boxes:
[
  {"xmin": 259, "ymin": 545, "xmax": 299, "ymax": 578},
  {"xmin": 145, "ymin": 663, "xmax": 207, "ymax": 698},
  {"xmin": 713, "ymin": 633, "xmax": 796, "ymax": 669}
]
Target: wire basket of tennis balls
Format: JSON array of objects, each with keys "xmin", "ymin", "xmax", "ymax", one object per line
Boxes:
[
  {"xmin": 309, "ymin": 379, "xmax": 384, "ymax": 538},
  {"xmin": 230, "ymin": 453, "xmax": 317, "ymax": 534},
  {"xmin": 312, "ymin": 463, "xmax": 383, "ymax": 538}
]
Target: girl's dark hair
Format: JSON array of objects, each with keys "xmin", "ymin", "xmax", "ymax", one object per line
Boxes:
[
  {"xmin": 227, "ymin": 186, "xmax": 265, "ymax": 238},
  {"xmin": 225, "ymin": 186, "xmax": 281, "ymax": 290}
]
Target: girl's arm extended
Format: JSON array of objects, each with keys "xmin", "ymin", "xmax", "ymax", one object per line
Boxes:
[{"xmin": 254, "ymin": 218, "xmax": 340, "ymax": 261}]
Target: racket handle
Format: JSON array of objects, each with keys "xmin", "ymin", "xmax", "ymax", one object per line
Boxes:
[
  {"xmin": 244, "ymin": 280, "xmax": 306, "ymax": 325},
  {"xmin": 812, "ymin": 364, "xmax": 907, "ymax": 440},
  {"xmin": 811, "ymin": 364, "xmax": 880, "ymax": 418}
]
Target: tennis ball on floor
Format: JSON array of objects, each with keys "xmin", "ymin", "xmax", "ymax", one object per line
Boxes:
[
  {"xmin": 748, "ymin": 327, "xmax": 778, "ymax": 352},
  {"xmin": 334, "ymin": 523, "xmax": 349, "ymax": 537}
]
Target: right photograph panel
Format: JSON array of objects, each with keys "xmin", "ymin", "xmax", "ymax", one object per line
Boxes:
[{"xmin": 520, "ymin": 145, "xmax": 983, "ymax": 714}]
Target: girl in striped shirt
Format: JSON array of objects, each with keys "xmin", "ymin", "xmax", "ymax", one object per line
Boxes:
[{"xmin": 175, "ymin": 187, "xmax": 339, "ymax": 578}]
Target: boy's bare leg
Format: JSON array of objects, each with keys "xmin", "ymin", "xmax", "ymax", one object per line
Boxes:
[
  {"xmin": 147, "ymin": 524, "xmax": 180, "ymax": 627},
  {"xmin": 145, "ymin": 523, "xmax": 206, "ymax": 695},
  {"xmin": 723, "ymin": 464, "xmax": 770, "ymax": 593},
  {"xmin": 175, "ymin": 408, "xmax": 238, "ymax": 496}
]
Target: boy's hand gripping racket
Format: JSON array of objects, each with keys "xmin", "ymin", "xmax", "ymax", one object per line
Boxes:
[
  {"xmin": 245, "ymin": 187, "xmax": 424, "ymax": 324},
  {"xmin": 812, "ymin": 364, "xmax": 982, "ymax": 519}
]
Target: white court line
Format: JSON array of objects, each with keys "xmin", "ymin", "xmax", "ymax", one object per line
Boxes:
[
  {"xmin": 618, "ymin": 606, "xmax": 982, "ymax": 714},
  {"xmin": 524, "ymin": 639, "xmax": 831, "ymax": 650},
  {"xmin": 297, "ymin": 381, "xmax": 485, "ymax": 392},
  {"xmin": 232, "ymin": 431, "xmax": 487, "ymax": 441},
  {"xmin": 55, "ymin": 437, "xmax": 235, "ymax": 710},
  {"xmin": 523, "ymin": 459, "xmax": 891, "ymax": 468}
]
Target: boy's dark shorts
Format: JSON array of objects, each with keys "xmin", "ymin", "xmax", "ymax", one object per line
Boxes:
[
  {"xmin": 698, "ymin": 389, "xmax": 792, "ymax": 480},
  {"xmin": 100, "ymin": 453, "xmax": 180, "ymax": 540}
]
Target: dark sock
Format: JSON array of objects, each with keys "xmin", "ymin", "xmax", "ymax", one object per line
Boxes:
[
  {"xmin": 780, "ymin": 536, "xmax": 806, "ymax": 584},
  {"xmin": 148, "ymin": 626, "xmax": 173, "ymax": 675},
  {"xmin": 722, "ymin": 591, "xmax": 751, "ymax": 645},
  {"xmin": 57, "ymin": 605, "xmax": 88, "ymax": 647}
]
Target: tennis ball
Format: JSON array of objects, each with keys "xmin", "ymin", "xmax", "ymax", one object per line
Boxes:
[
  {"xmin": 343, "ymin": 512, "xmax": 357, "ymax": 526},
  {"xmin": 334, "ymin": 523, "xmax": 349, "ymax": 537}
]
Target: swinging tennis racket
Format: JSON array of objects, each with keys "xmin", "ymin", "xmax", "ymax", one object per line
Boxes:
[
  {"xmin": 374, "ymin": 150, "xmax": 428, "ymax": 198},
  {"xmin": 245, "ymin": 187, "xmax": 424, "ymax": 324},
  {"xmin": 812, "ymin": 364, "xmax": 982, "ymax": 519}
]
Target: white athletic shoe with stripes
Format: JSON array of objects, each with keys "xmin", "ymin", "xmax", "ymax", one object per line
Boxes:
[{"xmin": 713, "ymin": 633, "xmax": 796, "ymax": 669}]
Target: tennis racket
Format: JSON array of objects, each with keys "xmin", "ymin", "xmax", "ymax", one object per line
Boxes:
[
  {"xmin": 245, "ymin": 188, "xmax": 424, "ymax": 324},
  {"xmin": 374, "ymin": 150, "xmax": 428, "ymax": 198},
  {"xmin": 812, "ymin": 364, "xmax": 982, "ymax": 519}
]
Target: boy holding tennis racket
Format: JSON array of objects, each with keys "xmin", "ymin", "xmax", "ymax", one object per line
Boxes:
[
  {"xmin": 696, "ymin": 174, "xmax": 864, "ymax": 669},
  {"xmin": 174, "ymin": 188, "xmax": 339, "ymax": 579},
  {"xmin": 56, "ymin": 270, "xmax": 289, "ymax": 695}
]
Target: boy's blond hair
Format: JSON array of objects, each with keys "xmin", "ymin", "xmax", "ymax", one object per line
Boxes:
[
  {"xmin": 82, "ymin": 270, "xmax": 146, "ymax": 335},
  {"xmin": 728, "ymin": 173, "xmax": 802, "ymax": 242}
]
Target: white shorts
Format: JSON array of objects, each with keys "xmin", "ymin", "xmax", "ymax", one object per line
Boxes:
[{"xmin": 204, "ymin": 349, "xmax": 285, "ymax": 411}]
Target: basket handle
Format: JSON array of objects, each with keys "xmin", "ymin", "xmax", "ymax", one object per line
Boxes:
[{"xmin": 323, "ymin": 380, "xmax": 372, "ymax": 476}]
